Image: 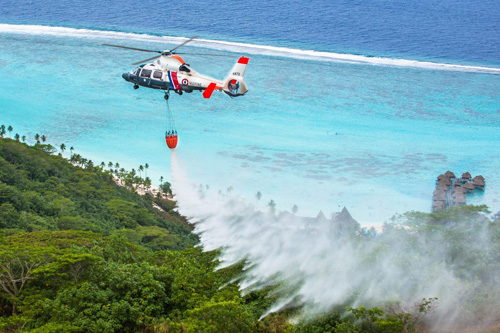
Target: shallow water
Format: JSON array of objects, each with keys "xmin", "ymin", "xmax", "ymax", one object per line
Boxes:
[{"xmin": 1, "ymin": 26, "xmax": 500, "ymax": 223}]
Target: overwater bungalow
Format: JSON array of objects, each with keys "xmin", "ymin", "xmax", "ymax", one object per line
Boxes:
[
  {"xmin": 433, "ymin": 171, "xmax": 486, "ymax": 211},
  {"xmin": 433, "ymin": 191, "xmax": 447, "ymax": 201},
  {"xmin": 437, "ymin": 174, "xmax": 448, "ymax": 181},
  {"xmin": 473, "ymin": 175, "xmax": 485, "ymax": 181},
  {"xmin": 453, "ymin": 195, "xmax": 466, "ymax": 206},
  {"xmin": 472, "ymin": 177, "xmax": 485, "ymax": 190},
  {"xmin": 462, "ymin": 182, "xmax": 475, "ymax": 192},
  {"xmin": 444, "ymin": 170, "xmax": 456, "ymax": 178},
  {"xmin": 437, "ymin": 183, "xmax": 450, "ymax": 191},
  {"xmin": 438, "ymin": 178, "xmax": 451, "ymax": 186},
  {"xmin": 433, "ymin": 189, "xmax": 446, "ymax": 196},
  {"xmin": 453, "ymin": 187, "xmax": 466, "ymax": 195},
  {"xmin": 432, "ymin": 201, "xmax": 446, "ymax": 211}
]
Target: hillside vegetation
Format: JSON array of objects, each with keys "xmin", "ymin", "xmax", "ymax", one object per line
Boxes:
[{"xmin": 1, "ymin": 135, "xmax": 500, "ymax": 332}]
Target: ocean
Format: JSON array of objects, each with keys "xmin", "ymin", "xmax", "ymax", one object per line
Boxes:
[{"xmin": 1, "ymin": 0, "xmax": 500, "ymax": 224}]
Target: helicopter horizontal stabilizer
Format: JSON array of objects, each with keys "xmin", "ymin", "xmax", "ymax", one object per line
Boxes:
[{"xmin": 203, "ymin": 82, "xmax": 218, "ymax": 99}]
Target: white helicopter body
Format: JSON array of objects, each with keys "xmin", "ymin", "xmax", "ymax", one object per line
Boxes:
[{"xmin": 103, "ymin": 37, "xmax": 249, "ymax": 99}]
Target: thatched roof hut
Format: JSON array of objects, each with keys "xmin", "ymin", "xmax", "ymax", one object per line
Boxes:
[
  {"xmin": 335, "ymin": 207, "xmax": 358, "ymax": 225},
  {"xmin": 315, "ymin": 211, "xmax": 328, "ymax": 222},
  {"xmin": 433, "ymin": 189, "xmax": 446, "ymax": 196},
  {"xmin": 437, "ymin": 174, "xmax": 448, "ymax": 181},
  {"xmin": 461, "ymin": 172, "xmax": 471, "ymax": 180},
  {"xmin": 473, "ymin": 175, "xmax": 485, "ymax": 181},
  {"xmin": 453, "ymin": 195, "xmax": 466, "ymax": 206},
  {"xmin": 433, "ymin": 191, "xmax": 447, "ymax": 201},
  {"xmin": 473, "ymin": 178, "xmax": 485, "ymax": 185},
  {"xmin": 432, "ymin": 201, "xmax": 446, "ymax": 211},
  {"xmin": 472, "ymin": 178, "xmax": 485, "ymax": 189},
  {"xmin": 453, "ymin": 187, "xmax": 466, "ymax": 195},
  {"xmin": 444, "ymin": 170, "xmax": 456, "ymax": 178},
  {"xmin": 436, "ymin": 183, "xmax": 450, "ymax": 191},
  {"xmin": 462, "ymin": 182, "xmax": 475, "ymax": 192},
  {"xmin": 438, "ymin": 178, "xmax": 451, "ymax": 186}
]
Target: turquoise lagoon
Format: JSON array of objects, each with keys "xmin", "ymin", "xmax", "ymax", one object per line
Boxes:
[{"xmin": 1, "ymin": 26, "xmax": 500, "ymax": 224}]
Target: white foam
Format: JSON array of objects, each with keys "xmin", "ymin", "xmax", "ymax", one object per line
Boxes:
[{"xmin": 2, "ymin": 23, "xmax": 500, "ymax": 74}]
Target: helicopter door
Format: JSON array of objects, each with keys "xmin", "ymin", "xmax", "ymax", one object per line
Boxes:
[{"xmin": 139, "ymin": 69, "xmax": 152, "ymax": 87}]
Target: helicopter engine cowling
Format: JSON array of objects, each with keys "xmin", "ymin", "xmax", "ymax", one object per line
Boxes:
[{"xmin": 159, "ymin": 55, "xmax": 185, "ymax": 72}]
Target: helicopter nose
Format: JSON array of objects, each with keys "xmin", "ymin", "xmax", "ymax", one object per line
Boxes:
[{"xmin": 122, "ymin": 73, "xmax": 131, "ymax": 81}]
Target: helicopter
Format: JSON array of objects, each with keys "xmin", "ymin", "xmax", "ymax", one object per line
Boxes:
[{"xmin": 102, "ymin": 36, "xmax": 249, "ymax": 100}]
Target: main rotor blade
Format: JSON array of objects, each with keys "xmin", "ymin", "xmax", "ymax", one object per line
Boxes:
[
  {"xmin": 175, "ymin": 52, "xmax": 235, "ymax": 57},
  {"xmin": 132, "ymin": 55, "xmax": 161, "ymax": 65},
  {"xmin": 101, "ymin": 43, "xmax": 161, "ymax": 53},
  {"xmin": 169, "ymin": 35, "xmax": 200, "ymax": 53}
]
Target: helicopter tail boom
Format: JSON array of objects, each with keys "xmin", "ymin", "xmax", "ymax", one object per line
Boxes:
[{"xmin": 223, "ymin": 57, "xmax": 249, "ymax": 97}]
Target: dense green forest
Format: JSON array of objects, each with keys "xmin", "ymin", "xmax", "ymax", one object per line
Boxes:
[{"xmin": 1, "ymin": 133, "xmax": 500, "ymax": 332}]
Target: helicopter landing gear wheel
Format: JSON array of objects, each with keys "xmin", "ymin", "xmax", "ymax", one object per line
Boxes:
[
  {"xmin": 133, "ymin": 84, "xmax": 139, "ymax": 90},
  {"xmin": 164, "ymin": 90, "xmax": 170, "ymax": 101}
]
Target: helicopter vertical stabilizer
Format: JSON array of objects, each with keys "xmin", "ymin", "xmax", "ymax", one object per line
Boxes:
[{"xmin": 223, "ymin": 57, "xmax": 249, "ymax": 97}]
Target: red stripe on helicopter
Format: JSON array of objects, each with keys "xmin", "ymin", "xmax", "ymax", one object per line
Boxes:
[
  {"xmin": 203, "ymin": 82, "xmax": 217, "ymax": 99},
  {"xmin": 238, "ymin": 57, "xmax": 249, "ymax": 64},
  {"xmin": 171, "ymin": 71, "xmax": 180, "ymax": 90}
]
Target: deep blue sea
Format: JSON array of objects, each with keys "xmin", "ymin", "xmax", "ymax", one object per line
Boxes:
[{"xmin": 1, "ymin": 0, "xmax": 500, "ymax": 224}]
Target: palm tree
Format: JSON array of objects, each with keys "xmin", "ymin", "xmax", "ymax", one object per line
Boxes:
[
  {"xmin": 256, "ymin": 191, "xmax": 262, "ymax": 200},
  {"xmin": 35, "ymin": 133, "xmax": 40, "ymax": 143},
  {"xmin": 86, "ymin": 159, "xmax": 94, "ymax": 169},
  {"xmin": 72, "ymin": 154, "xmax": 82, "ymax": 166},
  {"xmin": 138, "ymin": 165, "xmax": 144, "ymax": 179},
  {"xmin": 70, "ymin": 146, "xmax": 74, "ymax": 156},
  {"xmin": 292, "ymin": 204, "xmax": 298, "ymax": 214},
  {"xmin": 21, "ymin": 135, "xmax": 26, "ymax": 142},
  {"xmin": 100, "ymin": 161, "xmax": 106, "ymax": 170},
  {"xmin": 159, "ymin": 176, "xmax": 164, "ymax": 187},
  {"xmin": 144, "ymin": 163, "xmax": 149, "ymax": 179},
  {"xmin": 144, "ymin": 177, "xmax": 152, "ymax": 191},
  {"xmin": 41, "ymin": 135, "xmax": 46, "ymax": 143},
  {"xmin": 7, "ymin": 126, "xmax": 13, "ymax": 137},
  {"xmin": 114, "ymin": 162, "xmax": 120, "ymax": 169},
  {"xmin": 60, "ymin": 143, "xmax": 66, "ymax": 154},
  {"xmin": 0, "ymin": 125, "xmax": 5, "ymax": 137},
  {"xmin": 14, "ymin": 133, "xmax": 20, "ymax": 141}
]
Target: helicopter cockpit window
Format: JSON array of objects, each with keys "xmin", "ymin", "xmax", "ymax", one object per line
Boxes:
[
  {"xmin": 140, "ymin": 69, "xmax": 152, "ymax": 78},
  {"xmin": 153, "ymin": 71, "xmax": 162, "ymax": 79},
  {"xmin": 179, "ymin": 64, "xmax": 191, "ymax": 73}
]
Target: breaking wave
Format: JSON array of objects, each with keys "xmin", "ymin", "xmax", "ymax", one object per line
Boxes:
[{"xmin": 1, "ymin": 23, "xmax": 500, "ymax": 75}]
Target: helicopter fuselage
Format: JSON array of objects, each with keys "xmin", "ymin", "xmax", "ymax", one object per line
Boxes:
[
  {"xmin": 102, "ymin": 38, "xmax": 249, "ymax": 99},
  {"xmin": 122, "ymin": 55, "xmax": 223, "ymax": 94}
]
